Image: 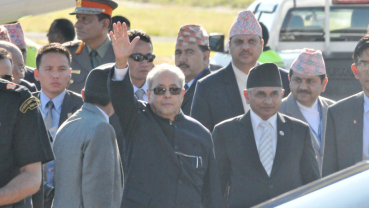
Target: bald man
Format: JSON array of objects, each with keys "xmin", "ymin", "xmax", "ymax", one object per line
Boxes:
[{"xmin": 0, "ymin": 41, "xmax": 37, "ymax": 92}]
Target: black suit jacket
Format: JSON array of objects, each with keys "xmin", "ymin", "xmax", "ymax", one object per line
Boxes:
[
  {"xmin": 33, "ymin": 90, "xmax": 83, "ymax": 127},
  {"xmin": 322, "ymin": 92, "xmax": 365, "ymax": 177},
  {"xmin": 191, "ymin": 63, "xmax": 290, "ymax": 131},
  {"xmin": 24, "ymin": 66, "xmax": 41, "ymax": 90},
  {"xmin": 107, "ymin": 64, "xmax": 223, "ymax": 208},
  {"xmin": 181, "ymin": 69, "xmax": 211, "ymax": 115},
  {"xmin": 213, "ymin": 112, "xmax": 320, "ymax": 207}
]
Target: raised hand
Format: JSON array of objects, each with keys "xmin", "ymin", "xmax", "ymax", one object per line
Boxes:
[{"xmin": 109, "ymin": 22, "xmax": 140, "ymax": 69}]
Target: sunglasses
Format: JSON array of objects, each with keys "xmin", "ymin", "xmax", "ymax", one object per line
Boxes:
[
  {"xmin": 152, "ymin": 87, "xmax": 182, "ymax": 95},
  {"xmin": 129, "ymin": 53, "xmax": 156, "ymax": 62},
  {"xmin": 0, "ymin": 74, "xmax": 13, "ymax": 82}
]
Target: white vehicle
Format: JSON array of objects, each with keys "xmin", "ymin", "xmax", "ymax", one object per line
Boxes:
[{"xmin": 210, "ymin": 0, "xmax": 369, "ymax": 100}]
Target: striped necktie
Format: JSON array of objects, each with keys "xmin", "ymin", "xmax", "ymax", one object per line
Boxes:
[{"xmin": 259, "ymin": 120, "xmax": 274, "ymax": 176}]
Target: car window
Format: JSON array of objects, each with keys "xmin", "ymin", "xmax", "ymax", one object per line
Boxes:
[{"xmin": 280, "ymin": 7, "xmax": 369, "ymax": 42}]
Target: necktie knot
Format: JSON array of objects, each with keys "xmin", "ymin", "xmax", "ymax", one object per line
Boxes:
[
  {"xmin": 260, "ymin": 120, "xmax": 269, "ymax": 128},
  {"xmin": 135, "ymin": 89, "xmax": 145, "ymax": 100}
]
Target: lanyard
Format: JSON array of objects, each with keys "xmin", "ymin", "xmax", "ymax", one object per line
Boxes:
[
  {"xmin": 185, "ymin": 68, "xmax": 209, "ymax": 93},
  {"xmin": 309, "ymin": 102, "xmax": 322, "ymax": 143}
]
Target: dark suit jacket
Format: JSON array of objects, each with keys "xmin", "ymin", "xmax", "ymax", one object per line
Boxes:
[
  {"xmin": 33, "ymin": 90, "xmax": 83, "ymax": 127},
  {"xmin": 322, "ymin": 92, "xmax": 365, "ymax": 177},
  {"xmin": 191, "ymin": 63, "xmax": 290, "ymax": 131},
  {"xmin": 20, "ymin": 79, "xmax": 37, "ymax": 92},
  {"xmin": 24, "ymin": 66, "xmax": 41, "ymax": 90},
  {"xmin": 107, "ymin": 64, "xmax": 223, "ymax": 208},
  {"xmin": 213, "ymin": 112, "xmax": 320, "ymax": 208},
  {"xmin": 181, "ymin": 69, "xmax": 211, "ymax": 115}
]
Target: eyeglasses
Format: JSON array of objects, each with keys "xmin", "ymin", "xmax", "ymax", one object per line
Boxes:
[
  {"xmin": 0, "ymin": 74, "xmax": 13, "ymax": 82},
  {"xmin": 151, "ymin": 87, "xmax": 182, "ymax": 95},
  {"xmin": 129, "ymin": 53, "xmax": 156, "ymax": 62}
]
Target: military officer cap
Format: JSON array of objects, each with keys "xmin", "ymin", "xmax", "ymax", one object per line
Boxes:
[{"xmin": 70, "ymin": 0, "xmax": 118, "ymax": 17}]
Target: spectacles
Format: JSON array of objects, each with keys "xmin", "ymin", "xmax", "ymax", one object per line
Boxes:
[
  {"xmin": 129, "ymin": 53, "xmax": 156, "ymax": 62},
  {"xmin": 151, "ymin": 87, "xmax": 182, "ymax": 95},
  {"xmin": 0, "ymin": 74, "xmax": 13, "ymax": 82}
]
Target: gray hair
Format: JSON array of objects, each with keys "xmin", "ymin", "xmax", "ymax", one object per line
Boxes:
[{"xmin": 146, "ymin": 63, "xmax": 185, "ymax": 90}]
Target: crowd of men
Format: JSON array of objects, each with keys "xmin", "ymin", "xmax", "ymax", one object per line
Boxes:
[{"xmin": 0, "ymin": 0, "xmax": 369, "ymax": 207}]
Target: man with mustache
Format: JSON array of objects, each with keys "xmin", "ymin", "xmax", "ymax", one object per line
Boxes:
[
  {"xmin": 175, "ymin": 24, "xmax": 211, "ymax": 115},
  {"xmin": 279, "ymin": 49, "xmax": 335, "ymax": 171},
  {"xmin": 323, "ymin": 35, "xmax": 369, "ymax": 177},
  {"xmin": 191, "ymin": 10, "xmax": 290, "ymax": 132},
  {"xmin": 65, "ymin": 0, "xmax": 118, "ymax": 93}
]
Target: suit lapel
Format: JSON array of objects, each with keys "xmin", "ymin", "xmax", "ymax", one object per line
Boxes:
[
  {"xmin": 319, "ymin": 97, "xmax": 329, "ymax": 155},
  {"xmin": 223, "ymin": 63, "xmax": 244, "ymax": 115},
  {"xmin": 59, "ymin": 91, "xmax": 77, "ymax": 126},
  {"xmin": 239, "ymin": 113, "xmax": 269, "ymax": 180},
  {"xmin": 271, "ymin": 113, "xmax": 290, "ymax": 176},
  {"xmin": 284, "ymin": 94, "xmax": 306, "ymax": 122},
  {"xmin": 350, "ymin": 92, "xmax": 364, "ymax": 163},
  {"xmin": 182, "ymin": 69, "xmax": 211, "ymax": 107}
]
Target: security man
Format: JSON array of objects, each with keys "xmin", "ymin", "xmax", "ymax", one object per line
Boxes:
[
  {"xmin": 64, "ymin": 0, "xmax": 118, "ymax": 93},
  {"xmin": 0, "ymin": 79, "xmax": 54, "ymax": 207}
]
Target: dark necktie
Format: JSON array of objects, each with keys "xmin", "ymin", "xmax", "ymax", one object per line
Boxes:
[
  {"xmin": 45, "ymin": 100, "xmax": 54, "ymax": 131},
  {"xmin": 90, "ymin": 50, "xmax": 99, "ymax": 68}
]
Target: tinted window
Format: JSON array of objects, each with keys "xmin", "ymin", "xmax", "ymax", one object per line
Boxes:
[{"xmin": 280, "ymin": 7, "xmax": 369, "ymax": 42}]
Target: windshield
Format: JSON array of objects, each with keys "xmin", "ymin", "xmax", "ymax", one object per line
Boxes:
[{"xmin": 280, "ymin": 7, "xmax": 369, "ymax": 42}]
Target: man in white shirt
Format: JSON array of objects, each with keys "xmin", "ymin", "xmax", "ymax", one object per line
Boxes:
[
  {"xmin": 191, "ymin": 10, "xmax": 290, "ymax": 131},
  {"xmin": 280, "ymin": 49, "xmax": 335, "ymax": 171},
  {"xmin": 128, "ymin": 29, "xmax": 154, "ymax": 102},
  {"xmin": 323, "ymin": 35, "xmax": 369, "ymax": 177},
  {"xmin": 213, "ymin": 63, "xmax": 320, "ymax": 207},
  {"xmin": 174, "ymin": 24, "xmax": 211, "ymax": 115}
]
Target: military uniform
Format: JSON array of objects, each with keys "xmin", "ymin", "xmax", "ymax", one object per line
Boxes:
[
  {"xmin": 63, "ymin": 40, "xmax": 115, "ymax": 93},
  {"xmin": 0, "ymin": 79, "xmax": 54, "ymax": 207},
  {"xmin": 65, "ymin": 0, "xmax": 118, "ymax": 93}
]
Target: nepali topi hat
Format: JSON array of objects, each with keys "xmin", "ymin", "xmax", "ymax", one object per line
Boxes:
[
  {"xmin": 230, "ymin": 10, "xmax": 262, "ymax": 38},
  {"xmin": 247, "ymin": 63, "xmax": 282, "ymax": 89},
  {"xmin": 290, "ymin": 48, "xmax": 326, "ymax": 76}
]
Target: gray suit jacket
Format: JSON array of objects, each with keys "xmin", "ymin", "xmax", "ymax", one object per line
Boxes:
[
  {"xmin": 53, "ymin": 103, "xmax": 122, "ymax": 208},
  {"xmin": 322, "ymin": 92, "xmax": 365, "ymax": 177},
  {"xmin": 280, "ymin": 94, "xmax": 335, "ymax": 171},
  {"xmin": 64, "ymin": 40, "xmax": 115, "ymax": 94}
]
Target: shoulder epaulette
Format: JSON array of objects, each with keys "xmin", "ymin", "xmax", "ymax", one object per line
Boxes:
[
  {"xmin": 75, "ymin": 42, "xmax": 85, "ymax": 54},
  {"xmin": 0, "ymin": 80, "xmax": 40, "ymax": 113},
  {"xmin": 62, "ymin": 40, "xmax": 82, "ymax": 47}
]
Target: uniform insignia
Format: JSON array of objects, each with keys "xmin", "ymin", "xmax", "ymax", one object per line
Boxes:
[
  {"xmin": 6, "ymin": 83, "xmax": 17, "ymax": 90},
  {"xmin": 19, "ymin": 96, "xmax": 40, "ymax": 113},
  {"xmin": 75, "ymin": 42, "xmax": 85, "ymax": 54},
  {"xmin": 72, "ymin": 70, "xmax": 81, "ymax": 74}
]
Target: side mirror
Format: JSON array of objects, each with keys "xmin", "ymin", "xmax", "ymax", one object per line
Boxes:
[{"xmin": 209, "ymin": 33, "xmax": 225, "ymax": 52}]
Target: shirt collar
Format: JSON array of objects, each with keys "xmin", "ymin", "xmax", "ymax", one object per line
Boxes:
[
  {"xmin": 40, "ymin": 90, "xmax": 66, "ymax": 112},
  {"xmin": 250, "ymin": 108, "xmax": 277, "ymax": 130},
  {"xmin": 86, "ymin": 36, "xmax": 111, "ymax": 58},
  {"xmin": 133, "ymin": 81, "xmax": 148, "ymax": 93},
  {"xmin": 186, "ymin": 79, "xmax": 195, "ymax": 88},
  {"xmin": 94, "ymin": 105, "xmax": 110, "ymax": 122},
  {"xmin": 296, "ymin": 98, "xmax": 319, "ymax": 112},
  {"xmin": 364, "ymin": 93, "xmax": 369, "ymax": 113}
]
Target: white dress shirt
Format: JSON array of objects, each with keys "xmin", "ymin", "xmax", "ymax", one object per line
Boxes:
[
  {"xmin": 297, "ymin": 99, "xmax": 321, "ymax": 147},
  {"xmin": 133, "ymin": 82, "xmax": 148, "ymax": 102},
  {"xmin": 363, "ymin": 93, "xmax": 369, "ymax": 159},
  {"xmin": 232, "ymin": 62, "xmax": 250, "ymax": 113},
  {"xmin": 250, "ymin": 109, "xmax": 278, "ymax": 158}
]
